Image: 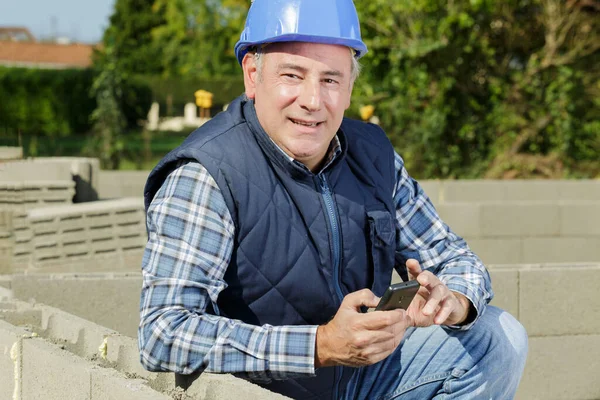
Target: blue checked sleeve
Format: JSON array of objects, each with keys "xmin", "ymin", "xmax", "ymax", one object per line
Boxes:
[
  {"xmin": 392, "ymin": 152, "xmax": 494, "ymax": 330},
  {"xmin": 139, "ymin": 161, "xmax": 317, "ymax": 379}
]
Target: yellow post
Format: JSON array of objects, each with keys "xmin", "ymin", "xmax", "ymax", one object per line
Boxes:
[{"xmin": 195, "ymin": 90, "xmax": 214, "ymax": 119}]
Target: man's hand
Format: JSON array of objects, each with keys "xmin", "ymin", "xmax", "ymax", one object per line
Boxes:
[
  {"xmin": 315, "ymin": 289, "xmax": 412, "ymax": 368},
  {"xmin": 405, "ymin": 259, "xmax": 471, "ymax": 327}
]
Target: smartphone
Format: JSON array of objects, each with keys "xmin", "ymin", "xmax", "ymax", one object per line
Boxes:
[{"xmin": 375, "ymin": 280, "xmax": 420, "ymax": 311}]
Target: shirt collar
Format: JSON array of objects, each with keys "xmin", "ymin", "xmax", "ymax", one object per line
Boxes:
[{"xmin": 268, "ymin": 135, "xmax": 342, "ymax": 172}]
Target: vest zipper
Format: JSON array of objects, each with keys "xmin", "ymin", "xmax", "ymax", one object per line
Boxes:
[
  {"xmin": 318, "ymin": 173, "xmax": 344, "ymax": 400},
  {"xmin": 319, "ymin": 174, "xmax": 343, "ymax": 301}
]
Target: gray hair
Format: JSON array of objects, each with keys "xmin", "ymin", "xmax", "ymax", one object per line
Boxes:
[{"xmin": 252, "ymin": 46, "xmax": 361, "ymax": 83}]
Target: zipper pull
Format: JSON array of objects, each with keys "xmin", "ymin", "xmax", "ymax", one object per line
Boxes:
[{"xmin": 319, "ymin": 175, "xmax": 329, "ymax": 193}]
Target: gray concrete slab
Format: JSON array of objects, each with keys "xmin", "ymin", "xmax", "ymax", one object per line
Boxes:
[
  {"xmin": 440, "ymin": 180, "xmax": 506, "ymax": 203},
  {"xmin": 487, "ymin": 266, "xmax": 520, "ymax": 319},
  {"xmin": 516, "ymin": 334, "xmax": 600, "ymax": 400},
  {"xmin": 556, "ymin": 180, "xmax": 600, "ymax": 202},
  {"xmin": 0, "ymin": 320, "xmax": 28, "ymax": 400},
  {"xmin": 560, "ymin": 202, "xmax": 600, "ymax": 236},
  {"xmin": 91, "ymin": 368, "xmax": 171, "ymax": 400},
  {"xmin": 40, "ymin": 304, "xmax": 117, "ymax": 357},
  {"xmin": 0, "ymin": 146, "xmax": 23, "ymax": 160},
  {"xmin": 185, "ymin": 373, "xmax": 291, "ymax": 400},
  {"xmin": 10, "ymin": 273, "xmax": 142, "ymax": 337},
  {"xmin": 417, "ymin": 180, "xmax": 441, "ymax": 207},
  {"xmin": 522, "ymin": 237, "xmax": 600, "ymax": 263},
  {"xmin": 21, "ymin": 337, "xmax": 92, "ymax": 399},
  {"xmin": 497, "ymin": 180, "xmax": 562, "ymax": 202},
  {"xmin": 519, "ymin": 264, "xmax": 600, "ymax": 336},
  {"xmin": 481, "ymin": 203, "xmax": 560, "ymax": 237},
  {"xmin": 99, "ymin": 170, "xmax": 150, "ymax": 199},
  {"xmin": 436, "ymin": 203, "xmax": 482, "ymax": 238},
  {"xmin": 463, "ymin": 237, "xmax": 523, "ymax": 265}
]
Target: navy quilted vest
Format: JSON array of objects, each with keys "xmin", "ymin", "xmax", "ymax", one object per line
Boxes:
[{"xmin": 144, "ymin": 96, "xmax": 398, "ymax": 399}]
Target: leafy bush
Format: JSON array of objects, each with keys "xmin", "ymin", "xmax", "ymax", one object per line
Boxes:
[
  {"xmin": 0, "ymin": 67, "xmax": 95, "ymax": 137},
  {"xmin": 0, "ymin": 67, "xmax": 153, "ymax": 138}
]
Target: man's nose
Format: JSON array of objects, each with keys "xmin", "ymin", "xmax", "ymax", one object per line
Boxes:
[{"xmin": 298, "ymin": 79, "xmax": 322, "ymax": 112}]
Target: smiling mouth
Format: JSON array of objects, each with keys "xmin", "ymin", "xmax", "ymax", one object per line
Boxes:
[{"xmin": 289, "ymin": 118, "xmax": 322, "ymax": 127}]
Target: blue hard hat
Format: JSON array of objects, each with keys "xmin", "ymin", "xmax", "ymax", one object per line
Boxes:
[{"xmin": 234, "ymin": 0, "xmax": 368, "ymax": 65}]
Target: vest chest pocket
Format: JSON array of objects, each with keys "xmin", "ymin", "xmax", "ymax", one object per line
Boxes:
[{"xmin": 366, "ymin": 209, "xmax": 396, "ymax": 296}]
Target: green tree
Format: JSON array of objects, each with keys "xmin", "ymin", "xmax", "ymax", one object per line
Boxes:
[
  {"xmin": 102, "ymin": 0, "xmax": 167, "ymax": 75},
  {"xmin": 150, "ymin": 0, "xmax": 247, "ymax": 78},
  {"xmin": 353, "ymin": 0, "xmax": 599, "ymax": 178},
  {"xmin": 89, "ymin": 37, "xmax": 127, "ymax": 170}
]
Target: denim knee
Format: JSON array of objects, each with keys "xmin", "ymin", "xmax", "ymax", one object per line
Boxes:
[{"xmin": 480, "ymin": 306, "xmax": 528, "ymax": 374}]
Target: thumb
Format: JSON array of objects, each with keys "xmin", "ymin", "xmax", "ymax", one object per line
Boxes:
[
  {"xmin": 406, "ymin": 258, "xmax": 422, "ymax": 280},
  {"xmin": 343, "ymin": 289, "xmax": 380, "ymax": 310}
]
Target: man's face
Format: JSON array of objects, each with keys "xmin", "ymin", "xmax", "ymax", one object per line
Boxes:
[{"xmin": 242, "ymin": 42, "xmax": 354, "ymax": 172}]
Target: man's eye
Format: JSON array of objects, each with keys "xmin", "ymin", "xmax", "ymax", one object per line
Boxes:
[
  {"xmin": 324, "ymin": 79, "xmax": 338, "ymax": 84},
  {"xmin": 284, "ymin": 74, "xmax": 300, "ymax": 79}
]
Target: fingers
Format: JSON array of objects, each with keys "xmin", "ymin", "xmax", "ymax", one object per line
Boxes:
[
  {"xmin": 434, "ymin": 297, "xmax": 456, "ymax": 325},
  {"xmin": 343, "ymin": 288, "xmax": 380, "ymax": 310},
  {"xmin": 406, "ymin": 258, "xmax": 422, "ymax": 280},
  {"xmin": 360, "ymin": 308, "xmax": 407, "ymax": 330}
]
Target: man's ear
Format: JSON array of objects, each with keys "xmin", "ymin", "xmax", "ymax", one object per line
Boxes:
[{"xmin": 242, "ymin": 53, "xmax": 258, "ymax": 99}]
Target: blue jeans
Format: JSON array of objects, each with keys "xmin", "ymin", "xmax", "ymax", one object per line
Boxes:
[{"xmin": 344, "ymin": 306, "xmax": 528, "ymax": 400}]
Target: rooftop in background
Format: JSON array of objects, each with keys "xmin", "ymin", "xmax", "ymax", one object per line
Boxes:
[
  {"xmin": 0, "ymin": 27, "xmax": 36, "ymax": 42},
  {"xmin": 0, "ymin": 26, "xmax": 96, "ymax": 69}
]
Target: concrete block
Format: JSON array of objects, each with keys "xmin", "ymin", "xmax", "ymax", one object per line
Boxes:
[
  {"xmin": 90, "ymin": 367, "xmax": 170, "ymax": 400},
  {"xmin": 0, "ymin": 210, "xmax": 13, "ymax": 230},
  {"xmin": 557, "ymin": 180, "xmax": 600, "ymax": 201},
  {"xmin": 88, "ymin": 226, "xmax": 115, "ymax": 240},
  {"xmin": 39, "ymin": 304, "xmax": 117, "ymax": 357},
  {"xmin": 516, "ymin": 335, "xmax": 600, "ymax": 400},
  {"xmin": 90, "ymin": 238, "xmax": 118, "ymax": 253},
  {"xmin": 98, "ymin": 170, "xmax": 150, "ymax": 199},
  {"xmin": 522, "ymin": 237, "xmax": 600, "ymax": 263},
  {"xmin": 480, "ymin": 203, "xmax": 560, "ymax": 237},
  {"xmin": 11, "ymin": 273, "xmax": 143, "ymax": 337},
  {"xmin": 119, "ymin": 235, "xmax": 146, "ymax": 250},
  {"xmin": 0, "ymin": 309, "xmax": 43, "ymax": 328},
  {"xmin": 0, "ymin": 146, "xmax": 23, "ymax": 160},
  {"xmin": 1, "ymin": 157, "xmax": 100, "ymax": 202},
  {"xmin": 106, "ymin": 334, "xmax": 152, "ymax": 379},
  {"xmin": 487, "ymin": 266, "xmax": 520, "ymax": 319},
  {"xmin": 436, "ymin": 203, "xmax": 481, "ymax": 237},
  {"xmin": 560, "ymin": 202, "xmax": 600, "ymax": 236},
  {"xmin": 25, "ymin": 249, "xmax": 143, "ymax": 274},
  {"xmin": 185, "ymin": 373, "xmax": 291, "ymax": 400},
  {"xmin": 519, "ymin": 265, "xmax": 600, "ymax": 336},
  {"xmin": 21, "ymin": 337, "xmax": 92, "ymax": 399},
  {"xmin": 0, "ymin": 160, "xmax": 71, "ymax": 181},
  {"xmin": 463, "ymin": 237, "xmax": 522, "ymax": 265},
  {"xmin": 440, "ymin": 180, "xmax": 506, "ymax": 203},
  {"xmin": 418, "ymin": 180, "xmax": 441, "ymax": 207},
  {"xmin": 0, "ymin": 320, "xmax": 28, "ymax": 400},
  {"xmin": 502, "ymin": 181, "xmax": 561, "ymax": 202}
]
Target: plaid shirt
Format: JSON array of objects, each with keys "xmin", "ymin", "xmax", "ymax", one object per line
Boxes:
[{"xmin": 139, "ymin": 146, "xmax": 493, "ymax": 380}]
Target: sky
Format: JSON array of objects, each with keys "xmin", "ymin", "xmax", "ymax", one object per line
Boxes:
[{"xmin": 0, "ymin": 0, "xmax": 116, "ymax": 43}]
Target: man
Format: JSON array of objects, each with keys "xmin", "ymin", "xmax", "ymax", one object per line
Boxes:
[{"xmin": 139, "ymin": 0, "xmax": 528, "ymax": 399}]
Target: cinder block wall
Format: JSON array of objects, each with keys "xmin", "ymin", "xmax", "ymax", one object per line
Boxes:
[
  {"xmin": 0, "ymin": 299, "xmax": 288, "ymax": 400},
  {"xmin": 1, "ymin": 157, "xmax": 103, "ymax": 272},
  {"xmin": 0, "ymin": 157, "xmax": 99, "ymax": 203},
  {"xmin": 5, "ymin": 263, "xmax": 600, "ymax": 400},
  {"xmin": 99, "ymin": 173, "xmax": 600, "ymax": 265},
  {"xmin": 1, "ymin": 198, "xmax": 145, "ymax": 274}
]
